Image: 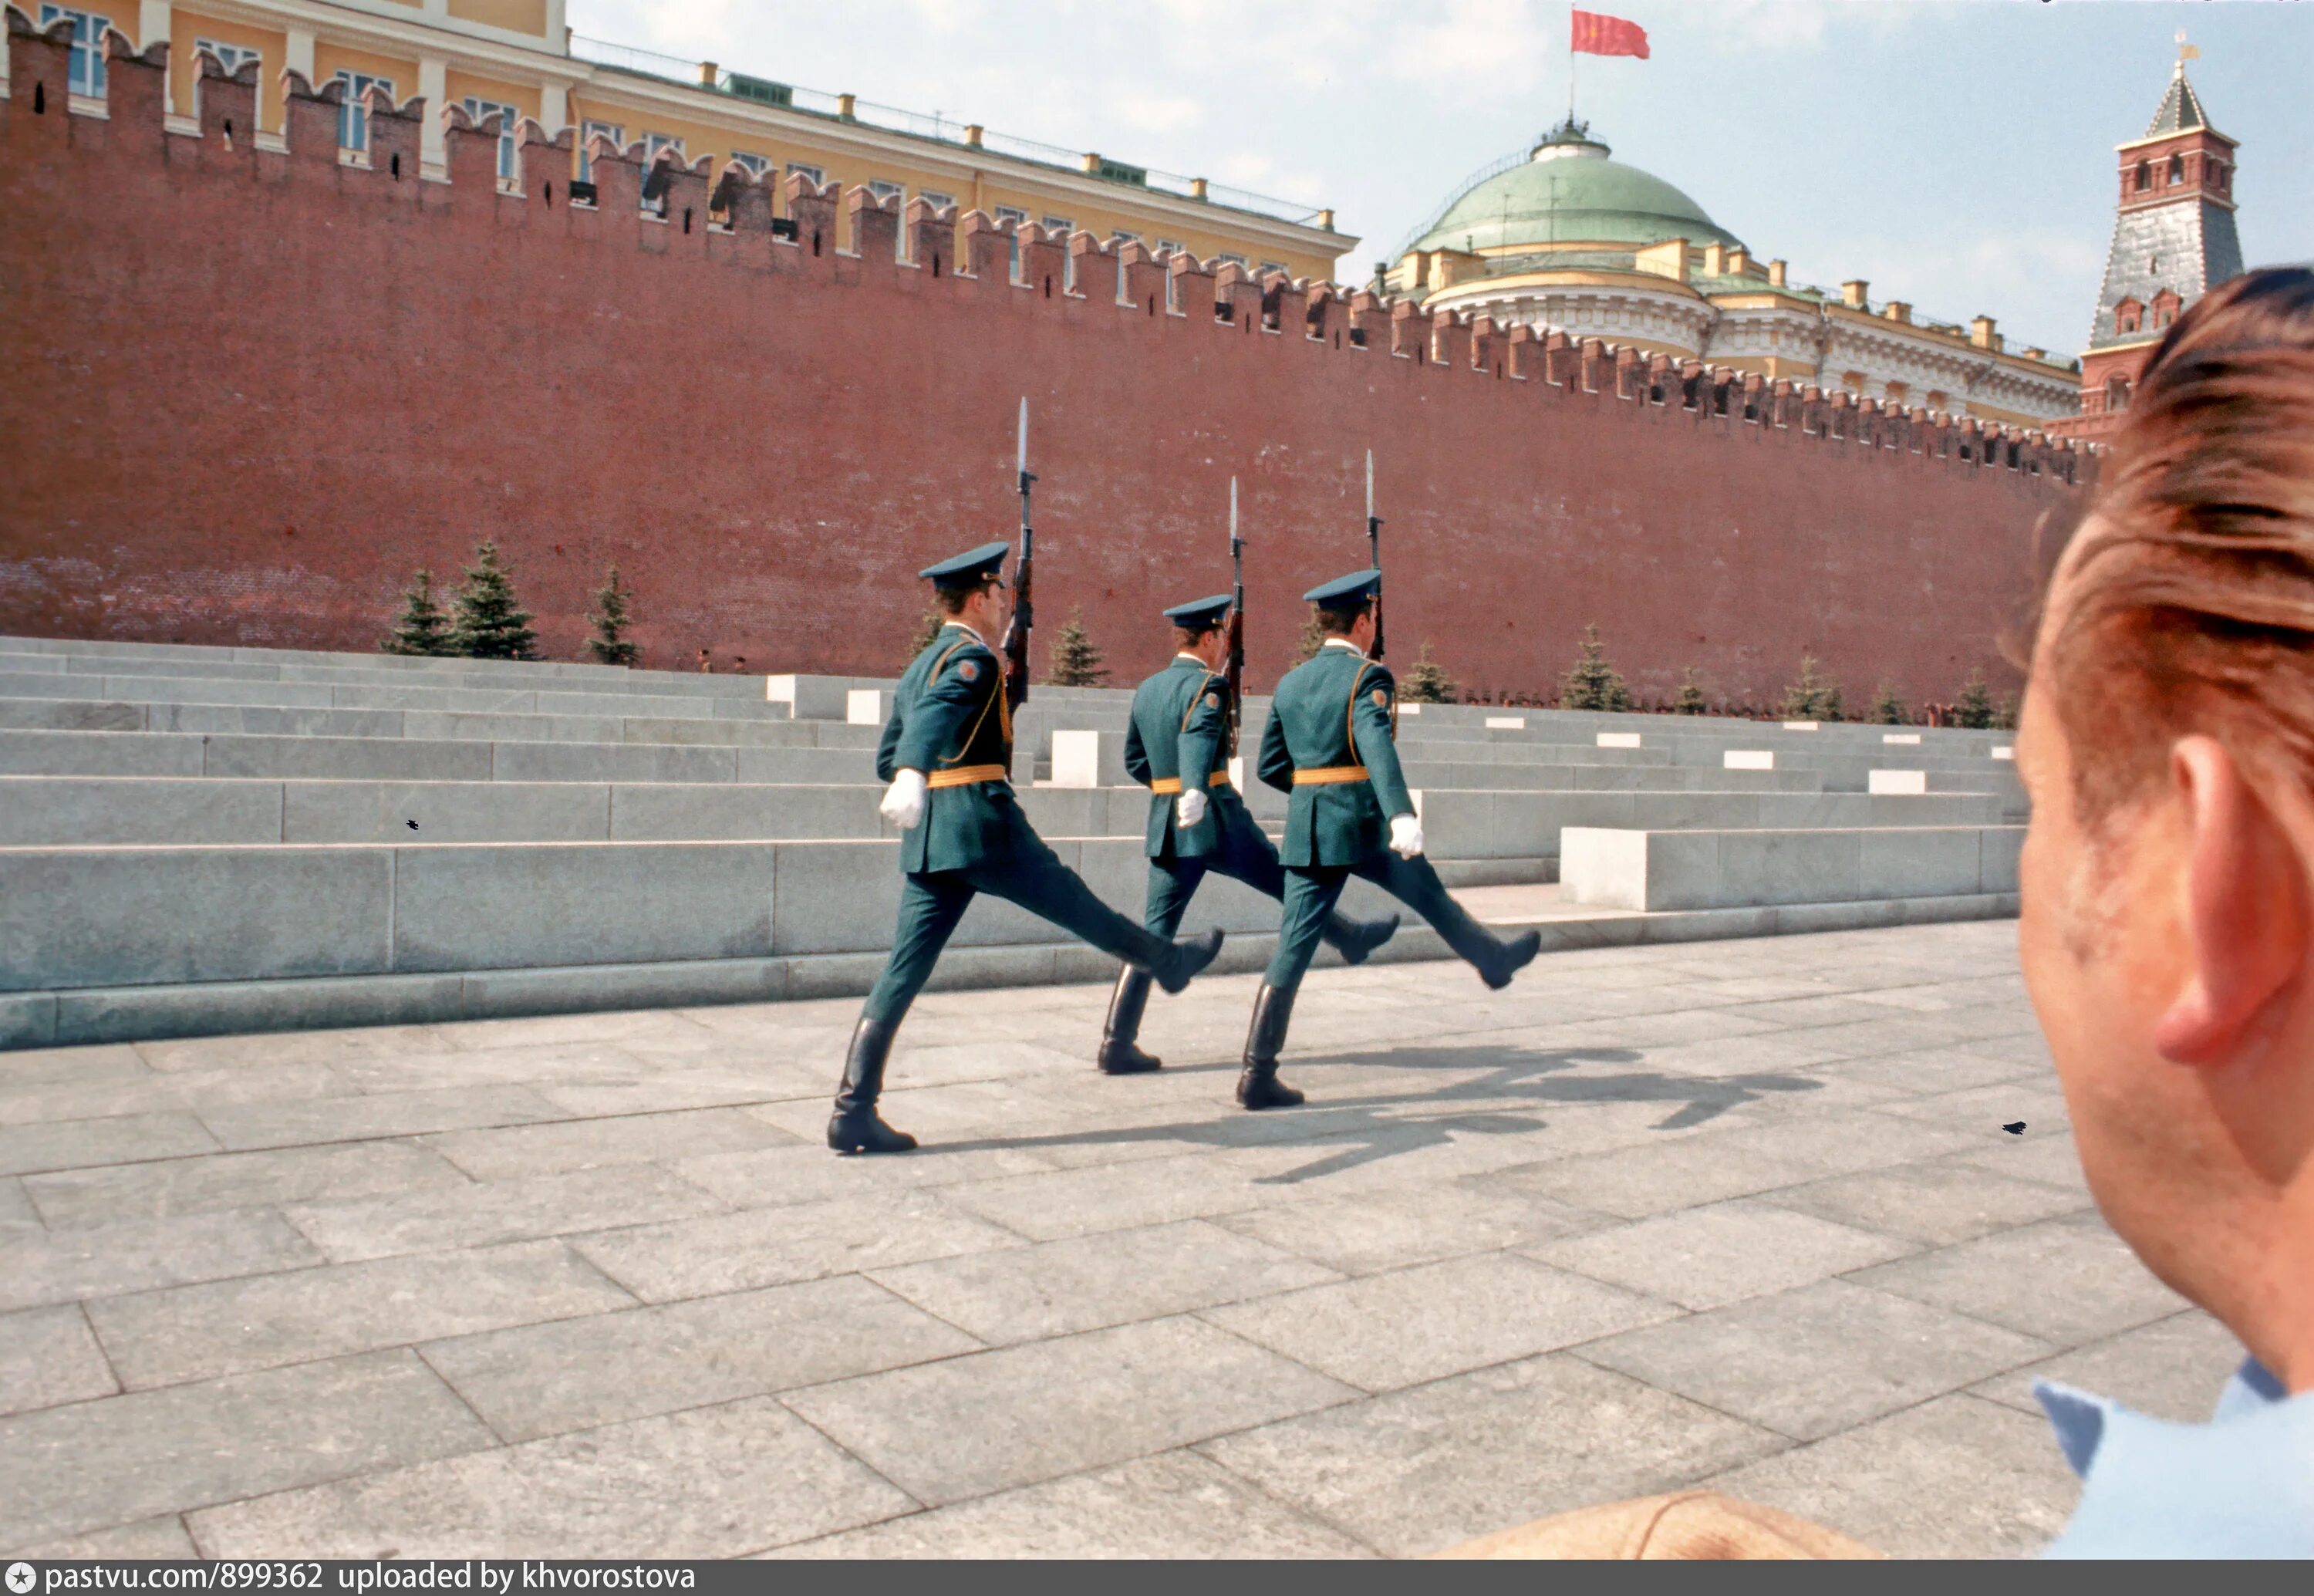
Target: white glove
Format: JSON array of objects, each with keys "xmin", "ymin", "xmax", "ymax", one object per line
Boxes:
[
  {"xmin": 1176, "ymin": 788, "xmax": 1209, "ymax": 830},
  {"xmin": 880, "ymin": 769, "xmax": 927, "ymax": 831},
  {"xmin": 1389, "ymin": 813, "xmax": 1425, "ymax": 859}
]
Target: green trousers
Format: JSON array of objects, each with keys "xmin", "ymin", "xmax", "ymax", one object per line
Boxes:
[{"xmin": 1265, "ymin": 852, "xmax": 1500, "ymax": 992}]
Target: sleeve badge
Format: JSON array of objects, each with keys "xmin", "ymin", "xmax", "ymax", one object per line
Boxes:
[
  {"xmin": 1371, "ymin": 688, "xmax": 1389, "ymax": 708},
  {"xmin": 958, "ymin": 660, "xmax": 980, "ymax": 682},
  {"xmin": 1206, "ymin": 692, "xmax": 1223, "ymax": 709}
]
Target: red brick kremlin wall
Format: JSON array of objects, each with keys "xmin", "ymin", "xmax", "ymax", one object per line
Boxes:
[{"xmin": 0, "ymin": 19, "xmax": 2081, "ymax": 706}]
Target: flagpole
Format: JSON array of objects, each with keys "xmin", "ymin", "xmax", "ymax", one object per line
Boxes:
[{"xmin": 1567, "ymin": 4, "xmax": 1577, "ymax": 121}]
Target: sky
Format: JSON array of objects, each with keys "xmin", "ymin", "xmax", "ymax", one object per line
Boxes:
[{"xmin": 567, "ymin": 0, "xmax": 2312, "ymax": 356}]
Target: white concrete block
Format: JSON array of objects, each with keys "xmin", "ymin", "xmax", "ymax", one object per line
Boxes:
[
  {"xmin": 763, "ymin": 675, "xmax": 853, "ymax": 720},
  {"xmin": 1725, "ymin": 750, "xmax": 1776, "ymax": 771},
  {"xmin": 1992, "ymin": 746, "xmax": 2015, "ymax": 761},
  {"xmin": 1867, "ymin": 769, "xmax": 1929, "ymax": 795},
  {"xmin": 1596, "ymin": 732, "xmax": 1643, "ymax": 749},
  {"xmin": 1048, "ymin": 730, "xmax": 1102, "ymax": 790},
  {"xmin": 1882, "ymin": 733, "xmax": 1922, "ymax": 745},
  {"xmin": 845, "ymin": 690, "xmax": 885, "ymax": 727},
  {"xmin": 1399, "ymin": 704, "xmax": 1422, "ymax": 716},
  {"xmin": 1227, "ymin": 755, "xmax": 1244, "ymax": 791},
  {"xmin": 1782, "ymin": 720, "xmax": 1820, "ymax": 731},
  {"xmin": 1485, "ymin": 716, "xmax": 1526, "ymax": 730}
]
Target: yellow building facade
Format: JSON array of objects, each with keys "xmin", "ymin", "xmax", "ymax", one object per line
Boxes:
[{"xmin": 26, "ymin": 0, "xmax": 1349, "ymax": 276}]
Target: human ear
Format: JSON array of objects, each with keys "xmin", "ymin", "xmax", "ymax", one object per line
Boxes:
[{"xmin": 2151, "ymin": 737, "xmax": 2311, "ymax": 1065}]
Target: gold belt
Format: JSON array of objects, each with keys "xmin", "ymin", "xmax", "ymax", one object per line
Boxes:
[
  {"xmin": 926, "ymin": 764, "xmax": 1010, "ymax": 789},
  {"xmin": 1294, "ymin": 765, "xmax": 1370, "ymax": 785},
  {"xmin": 1150, "ymin": 771, "xmax": 1232, "ymax": 795}
]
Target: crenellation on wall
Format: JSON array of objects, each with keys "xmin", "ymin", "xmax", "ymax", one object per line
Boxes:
[
  {"xmin": 97, "ymin": 32, "xmax": 169, "ymax": 145},
  {"xmin": 846, "ymin": 186, "xmax": 900, "ymax": 265},
  {"xmin": 785, "ymin": 170, "xmax": 838, "ymax": 260},
  {"xmin": 1068, "ymin": 228, "xmax": 1118, "ymax": 305},
  {"xmin": 904, "ymin": 195, "xmax": 953, "ymax": 276},
  {"xmin": 1021, "ymin": 221, "xmax": 1066, "ymax": 299},
  {"xmin": 957, "ymin": 208, "xmax": 1008, "ymax": 282}
]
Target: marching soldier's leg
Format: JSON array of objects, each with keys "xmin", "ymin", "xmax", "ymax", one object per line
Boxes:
[
  {"xmin": 1240, "ymin": 865, "xmax": 1349, "ymax": 1109},
  {"xmin": 1098, "ymin": 858, "xmax": 1204, "ymax": 1075},
  {"xmin": 831, "ymin": 872, "xmax": 974, "ymax": 1154},
  {"xmin": 1216, "ymin": 807, "xmax": 1399, "ymax": 967},
  {"xmin": 971, "ymin": 832, "xmax": 1224, "ymax": 994},
  {"xmin": 1357, "ymin": 851, "xmax": 1542, "ymax": 990}
]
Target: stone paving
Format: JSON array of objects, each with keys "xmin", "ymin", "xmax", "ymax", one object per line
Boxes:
[{"xmin": 0, "ymin": 920, "xmax": 2231, "ymax": 1560}]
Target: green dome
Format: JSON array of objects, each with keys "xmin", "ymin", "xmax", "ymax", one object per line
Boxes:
[{"xmin": 1411, "ymin": 120, "xmax": 1743, "ymax": 256}]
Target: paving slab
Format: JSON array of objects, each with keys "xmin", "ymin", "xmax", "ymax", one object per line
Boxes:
[
  {"xmin": 423, "ymin": 1106, "xmax": 801, "ymax": 1180},
  {"xmin": 0, "ymin": 1304, "xmax": 119, "ymax": 1416},
  {"xmin": 191, "ymin": 1398, "xmax": 917, "ymax": 1559},
  {"xmin": 1196, "ymin": 1351, "xmax": 1786, "ymax": 1558},
  {"xmin": 569, "ymin": 1189, "xmax": 1025, "ymax": 1304},
  {"xmin": 1965, "ymin": 1309, "xmax": 2247, "ymax": 1423},
  {"xmin": 766, "ymin": 1449, "xmax": 1377, "ymax": 1559},
  {"xmin": 83, "ymin": 1240, "xmax": 638, "ymax": 1390},
  {"xmin": 782, "ymin": 1315, "xmax": 1359, "ymax": 1507},
  {"xmin": 0, "ymin": 1111, "xmax": 221, "ymax": 1177},
  {"xmin": 0, "ymin": 1208, "xmax": 322, "ymax": 1312},
  {"xmin": 1702, "ymin": 1393, "xmax": 2079, "ymax": 1558},
  {"xmin": 1846, "ymin": 1213, "xmax": 2190, "ymax": 1348},
  {"xmin": 282, "ymin": 1166, "xmax": 730, "ymax": 1263},
  {"xmin": 0, "ymin": 1350, "xmax": 494, "ymax": 1551},
  {"xmin": 420, "ymin": 1275, "xmax": 983, "ymax": 1443},
  {"xmin": 1201, "ymin": 1251, "xmax": 1676, "ymax": 1395},
  {"xmin": 868, "ymin": 1219, "xmax": 1340, "ymax": 1345},
  {"xmin": 1574, "ymin": 1278, "xmax": 2053, "ymax": 1441},
  {"xmin": 15, "ymin": 1514, "xmax": 201, "ymax": 1558},
  {"xmin": 23, "ymin": 1141, "xmax": 472, "ymax": 1228},
  {"xmin": 1758, "ymin": 1156, "xmax": 2092, "ymax": 1247},
  {"xmin": 1526, "ymin": 1198, "xmax": 1918, "ymax": 1311}
]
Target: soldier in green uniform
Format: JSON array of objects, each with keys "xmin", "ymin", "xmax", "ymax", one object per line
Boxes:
[
  {"xmin": 830, "ymin": 543, "xmax": 1226, "ymax": 1154},
  {"xmin": 1239, "ymin": 569, "xmax": 1543, "ymax": 1109},
  {"xmin": 1096, "ymin": 593, "xmax": 1400, "ymax": 1073}
]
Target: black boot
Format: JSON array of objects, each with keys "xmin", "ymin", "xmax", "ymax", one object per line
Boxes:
[
  {"xmin": 1326, "ymin": 911, "xmax": 1401, "ymax": 967},
  {"xmin": 1236, "ymin": 982, "xmax": 1304, "ymax": 1110},
  {"xmin": 827, "ymin": 1016, "xmax": 916, "ymax": 1155},
  {"xmin": 1477, "ymin": 928, "xmax": 1543, "ymax": 991},
  {"xmin": 1154, "ymin": 927, "xmax": 1226, "ymax": 995},
  {"xmin": 1096, "ymin": 967, "xmax": 1162, "ymax": 1075}
]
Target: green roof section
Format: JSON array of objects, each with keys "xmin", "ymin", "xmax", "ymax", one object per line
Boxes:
[
  {"xmin": 1410, "ymin": 118, "xmax": 1744, "ymax": 256},
  {"xmin": 2144, "ymin": 69, "xmax": 2211, "ymax": 137}
]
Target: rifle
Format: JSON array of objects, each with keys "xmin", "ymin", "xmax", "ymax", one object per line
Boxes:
[
  {"xmin": 1364, "ymin": 448, "xmax": 1386, "ymax": 660},
  {"xmin": 1003, "ymin": 396, "xmax": 1035, "ymax": 710},
  {"xmin": 1226, "ymin": 476, "xmax": 1245, "ymax": 754}
]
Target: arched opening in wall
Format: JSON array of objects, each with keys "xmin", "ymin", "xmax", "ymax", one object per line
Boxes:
[
  {"xmin": 2105, "ymin": 376, "xmax": 2131, "ymax": 412},
  {"xmin": 1043, "ymin": 275, "xmax": 1052, "ymax": 296},
  {"xmin": 544, "ymin": 181, "xmax": 553, "ymax": 207},
  {"xmin": 33, "ymin": 82, "xmax": 46, "ymax": 114},
  {"xmin": 2134, "ymin": 160, "xmax": 2151, "ymax": 191},
  {"xmin": 2170, "ymin": 154, "xmax": 2185, "ymax": 184},
  {"xmin": 390, "ymin": 153, "xmax": 401, "ymax": 179},
  {"xmin": 222, "ymin": 116, "xmax": 234, "ymax": 145},
  {"xmin": 931, "ymin": 253, "xmax": 942, "ymax": 277},
  {"xmin": 683, "ymin": 208, "xmax": 693, "ymax": 233},
  {"xmin": 1679, "ymin": 373, "xmax": 1700, "ymax": 410},
  {"xmin": 811, "ymin": 230, "xmax": 821, "ymax": 256},
  {"xmin": 1147, "ymin": 295, "xmax": 1157, "ymax": 316}
]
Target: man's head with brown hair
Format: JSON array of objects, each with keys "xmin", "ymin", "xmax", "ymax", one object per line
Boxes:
[{"xmin": 2016, "ymin": 267, "xmax": 2314, "ymax": 1392}]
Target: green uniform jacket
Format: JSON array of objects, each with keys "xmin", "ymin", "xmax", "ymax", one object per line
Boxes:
[
  {"xmin": 876, "ymin": 623, "xmax": 1019, "ymax": 874},
  {"xmin": 1257, "ymin": 643, "xmax": 1416, "ymax": 867},
  {"xmin": 1122, "ymin": 655, "xmax": 1236, "ymax": 859}
]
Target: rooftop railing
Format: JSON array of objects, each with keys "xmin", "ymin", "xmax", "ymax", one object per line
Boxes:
[{"xmin": 568, "ymin": 34, "xmax": 1334, "ymax": 231}]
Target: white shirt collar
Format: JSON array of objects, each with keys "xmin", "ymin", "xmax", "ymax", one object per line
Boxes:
[
  {"xmin": 1174, "ymin": 653, "xmax": 1209, "ymax": 666},
  {"xmin": 943, "ymin": 620, "xmax": 989, "ymax": 648},
  {"xmin": 1322, "ymin": 637, "xmax": 1368, "ymax": 660}
]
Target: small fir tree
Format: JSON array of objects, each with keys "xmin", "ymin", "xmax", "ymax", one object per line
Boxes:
[
  {"xmin": 908, "ymin": 609, "xmax": 945, "ymax": 659},
  {"xmin": 1781, "ymin": 655, "xmax": 1844, "ymax": 721},
  {"xmin": 1561, "ymin": 624, "xmax": 1631, "ymax": 712},
  {"xmin": 1672, "ymin": 666, "xmax": 1709, "ymax": 716},
  {"xmin": 448, "ymin": 541, "xmax": 537, "ymax": 660},
  {"xmin": 1954, "ymin": 668, "xmax": 1997, "ymax": 730},
  {"xmin": 584, "ymin": 565, "xmax": 640, "ymax": 667},
  {"xmin": 1293, "ymin": 608, "xmax": 1328, "ymax": 666},
  {"xmin": 1871, "ymin": 681, "xmax": 1908, "ymax": 726},
  {"xmin": 380, "ymin": 568, "xmax": 456, "ymax": 656},
  {"xmin": 1401, "ymin": 643, "xmax": 1458, "ymax": 704},
  {"xmin": 1993, "ymin": 692, "xmax": 2020, "ymax": 732},
  {"xmin": 1045, "ymin": 606, "xmax": 1108, "ymax": 686}
]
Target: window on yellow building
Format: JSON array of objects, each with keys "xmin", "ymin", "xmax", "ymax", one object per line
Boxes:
[
  {"xmin": 995, "ymin": 206, "xmax": 1028, "ymax": 277},
  {"xmin": 37, "ymin": 7, "xmax": 110, "ymax": 97},
  {"xmin": 194, "ymin": 38, "xmax": 260, "ymax": 79},
  {"xmin": 333, "ymin": 71, "xmax": 394, "ymax": 153},
  {"xmin": 869, "ymin": 181, "xmax": 904, "ymax": 204},
  {"xmin": 1840, "ymin": 370, "xmax": 1865, "ymax": 395},
  {"xmin": 577, "ymin": 120, "xmax": 622, "ymax": 185},
  {"xmin": 788, "ymin": 162, "xmax": 826, "ymax": 187},
  {"xmin": 729, "ymin": 151, "xmax": 771, "ymax": 181},
  {"xmin": 919, "ymin": 190, "xmax": 956, "ymax": 212},
  {"xmin": 1041, "ymin": 214, "xmax": 1074, "ymax": 236},
  {"xmin": 1155, "ymin": 238, "xmax": 1184, "ymax": 257},
  {"xmin": 1261, "ymin": 261, "xmax": 1287, "ymax": 276},
  {"xmin": 463, "ymin": 97, "xmax": 521, "ymax": 181}
]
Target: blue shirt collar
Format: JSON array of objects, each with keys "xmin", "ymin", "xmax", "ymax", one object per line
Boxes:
[{"xmin": 2036, "ymin": 1355, "xmax": 2312, "ymax": 1557}]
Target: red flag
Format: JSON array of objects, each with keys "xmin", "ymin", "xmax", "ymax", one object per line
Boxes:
[{"xmin": 1571, "ymin": 9, "xmax": 1649, "ymax": 59}]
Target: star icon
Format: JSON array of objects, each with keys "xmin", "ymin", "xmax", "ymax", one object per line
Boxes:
[{"xmin": 8, "ymin": 1562, "xmax": 39, "ymax": 1594}]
